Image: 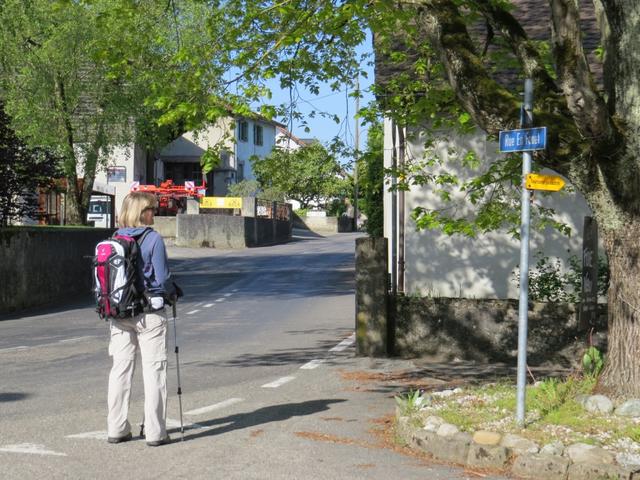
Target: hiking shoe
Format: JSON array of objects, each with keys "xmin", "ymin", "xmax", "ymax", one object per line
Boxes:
[
  {"xmin": 107, "ymin": 432, "xmax": 132, "ymax": 444},
  {"xmin": 146, "ymin": 436, "xmax": 171, "ymax": 447}
]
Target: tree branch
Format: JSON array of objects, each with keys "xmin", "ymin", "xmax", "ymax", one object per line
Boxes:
[
  {"xmin": 474, "ymin": 0, "xmax": 559, "ymax": 94},
  {"xmin": 409, "ymin": 0, "xmax": 520, "ymax": 134},
  {"xmin": 548, "ymin": 0, "xmax": 612, "ymax": 141}
]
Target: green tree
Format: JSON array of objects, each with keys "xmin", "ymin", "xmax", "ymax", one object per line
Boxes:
[
  {"xmin": 0, "ymin": 102, "xmax": 61, "ymax": 226},
  {"xmin": 252, "ymin": 143, "xmax": 347, "ymax": 209},
  {"xmin": 0, "ymin": 0, "xmax": 193, "ymax": 224},
  {"xmin": 227, "ymin": 179, "xmax": 286, "ymax": 202},
  {"xmin": 359, "ymin": 121, "xmax": 384, "ymax": 237},
  {"xmin": 227, "ymin": 179, "xmax": 261, "ymax": 198}
]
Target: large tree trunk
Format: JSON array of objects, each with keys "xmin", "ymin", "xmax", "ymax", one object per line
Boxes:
[
  {"xmin": 598, "ymin": 221, "xmax": 640, "ymax": 398},
  {"xmin": 65, "ymin": 175, "xmax": 86, "ymax": 225}
]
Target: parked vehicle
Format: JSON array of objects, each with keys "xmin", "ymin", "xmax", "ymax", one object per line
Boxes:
[{"xmin": 87, "ymin": 195, "xmax": 112, "ymax": 227}]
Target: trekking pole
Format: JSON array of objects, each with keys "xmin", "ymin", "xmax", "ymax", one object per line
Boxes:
[{"xmin": 172, "ymin": 301, "xmax": 185, "ymax": 441}]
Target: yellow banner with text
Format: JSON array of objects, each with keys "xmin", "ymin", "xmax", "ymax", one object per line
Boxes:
[{"xmin": 200, "ymin": 197, "xmax": 242, "ymax": 209}]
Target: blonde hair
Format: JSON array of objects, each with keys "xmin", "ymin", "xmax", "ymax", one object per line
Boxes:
[{"xmin": 118, "ymin": 192, "xmax": 157, "ymax": 227}]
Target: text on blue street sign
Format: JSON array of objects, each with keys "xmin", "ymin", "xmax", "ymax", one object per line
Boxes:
[{"xmin": 499, "ymin": 127, "xmax": 547, "ymax": 152}]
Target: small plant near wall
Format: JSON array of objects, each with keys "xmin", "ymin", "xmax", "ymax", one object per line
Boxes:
[
  {"xmin": 395, "ymin": 389, "xmax": 429, "ymax": 416},
  {"xmin": 512, "ymin": 251, "xmax": 610, "ymax": 303},
  {"xmin": 583, "ymin": 346, "xmax": 605, "ymax": 378}
]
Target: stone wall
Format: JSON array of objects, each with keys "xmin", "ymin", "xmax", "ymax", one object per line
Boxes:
[
  {"xmin": 395, "ymin": 296, "xmax": 608, "ymax": 367},
  {"xmin": 355, "ymin": 237, "xmax": 390, "ymax": 356},
  {"xmin": 354, "ymin": 237, "xmax": 608, "ymax": 365},
  {"xmin": 0, "ymin": 227, "xmax": 114, "ymax": 314}
]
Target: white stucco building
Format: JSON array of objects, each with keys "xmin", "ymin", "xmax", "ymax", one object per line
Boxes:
[
  {"xmin": 383, "ymin": 121, "xmax": 593, "ymax": 299},
  {"xmin": 93, "ymin": 114, "xmax": 283, "ymax": 218}
]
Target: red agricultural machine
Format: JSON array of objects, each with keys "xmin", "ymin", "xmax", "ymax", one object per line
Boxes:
[{"xmin": 130, "ymin": 179, "xmax": 207, "ymax": 216}]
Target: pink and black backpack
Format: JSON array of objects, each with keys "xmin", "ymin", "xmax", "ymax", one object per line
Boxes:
[{"xmin": 93, "ymin": 228, "xmax": 152, "ymax": 320}]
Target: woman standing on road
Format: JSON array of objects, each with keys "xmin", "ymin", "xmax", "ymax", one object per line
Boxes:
[{"xmin": 107, "ymin": 192, "xmax": 173, "ymax": 447}]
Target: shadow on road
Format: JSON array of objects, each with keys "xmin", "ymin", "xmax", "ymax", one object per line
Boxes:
[
  {"xmin": 192, "ymin": 328, "xmax": 353, "ymax": 368},
  {"xmin": 338, "ymin": 360, "xmax": 573, "ymax": 395},
  {"xmin": 0, "ymin": 392, "xmax": 30, "ymax": 402},
  {"xmin": 176, "ymin": 399, "xmax": 346, "ymax": 442}
]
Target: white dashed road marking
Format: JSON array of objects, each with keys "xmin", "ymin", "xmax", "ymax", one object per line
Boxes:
[
  {"xmin": 329, "ymin": 333, "xmax": 356, "ymax": 352},
  {"xmin": 58, "ymin": 336, "xmax": 97, "ymax": 344},
  {"xmin": 261, "ymin": 376, "xmax": 296, "ymax": 388},
  {"xmin": 215, "ymin": 298, "xmax": 225, "ymax": 303},
  {"xmin": 184, "ymin": 397, "xmax": 243, "ymax": 416},
  {"xmin": 0, "ymin": 443, "xmax": 67, "ymax": 457},
  {"xmin": 186, "ymin": 310, "xmax": 200, "ymax": 315},
  {"xmin": 0, "ymin": 335, "xmax": 101, "ymax": 353},
  {"xmin": 300, "ymin": 359, "xmax": 325, "ymax": 370},
  {"xmin": 224, "ymin": 293, "xmax": 233, "ymax": 297},
  {"xmin": 66, "ymin": 431, "xmax": 107, "ymax": 440},
  {"xmin": 0, "ymin": 346, "xmax": 29, "ymax": 353},
  {"xmin": 203, "ymin": 303, "xmax": 215, "ymax": 308}
]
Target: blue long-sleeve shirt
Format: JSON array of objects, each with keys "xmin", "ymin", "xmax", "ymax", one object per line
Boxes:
[{"xmin": 116, "ymin": 227, "xmax": 170, "ymax": 296}]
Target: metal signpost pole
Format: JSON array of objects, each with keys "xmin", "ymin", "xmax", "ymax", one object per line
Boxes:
[
  {"xmin": 516, "ymin": 78, "xmax": 534, "ymax": 427},
  {"xmin": 354, "ymin": 76, "xmax": 360, "ymax": 232}
]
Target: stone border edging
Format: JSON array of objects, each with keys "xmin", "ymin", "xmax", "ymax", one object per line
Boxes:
[{"xmin": 395, "ymin": 414, "xmax": 640, "ymax": 480}]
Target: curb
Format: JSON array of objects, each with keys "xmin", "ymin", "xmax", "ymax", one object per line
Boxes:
[{"xmin": 396, "ymin": 415, "xmax": 640, "ymax": 480}]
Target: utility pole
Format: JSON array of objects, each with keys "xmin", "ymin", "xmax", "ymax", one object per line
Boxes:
[{"xmin": 354, "ymin": 75, "xmax": 360, "ymax": 231}]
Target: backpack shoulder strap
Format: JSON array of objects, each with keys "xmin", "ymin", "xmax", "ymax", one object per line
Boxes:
[{"xmin": 136, "ymin": 227, "xmax": 153, "ymax": 247}]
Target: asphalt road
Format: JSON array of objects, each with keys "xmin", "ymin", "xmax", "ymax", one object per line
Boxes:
[{"xmin": 0, "ymin": 230, "xmax": 509, "ymax": 479}]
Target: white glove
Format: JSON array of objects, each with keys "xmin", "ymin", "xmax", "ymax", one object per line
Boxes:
[{"xmin": 150, "ymin": 297, "xmax": 164, "ymax": 310}]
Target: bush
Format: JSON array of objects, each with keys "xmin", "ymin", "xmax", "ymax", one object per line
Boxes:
[{"xmin": 513, "ymin": 251, "xmax": 609, "ymax": 302}]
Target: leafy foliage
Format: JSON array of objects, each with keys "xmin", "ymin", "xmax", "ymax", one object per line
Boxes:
[
  {"xmin": 359, "ymin": 121, "xmax": 384, "ymax": 237},
  {"xmin": 252, "ymin": 143, "xmax": 347, "ymax": 208},
  {"xmin": 0, "ymin": 103, "xmax": 61, "ymax": 226},
  {"xmin": 512, "ymin": 251, "xmax": 610, "ymax": 303},
  {"xmin": 227, "ymin": 179, "xmax": 260, "ymax": 198},
  {"xmin": 0, "ymin": 0, "xmax": 191, "ymax": 223},
  {"xmin": 394, "ymin": 389, "xmax": 428, "ymax": 416},
  {"xmin": 583, "ymin": 346, "xmax": 605, "ymax": 378},
  {"xmin": 226, "ymin": 179, "xmax": 285, "ymax": 202}
]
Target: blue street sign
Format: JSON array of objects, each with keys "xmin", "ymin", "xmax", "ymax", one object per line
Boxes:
[{"xmin": 499, "ymin": 127, "xmax": 547, "ymax": 152}]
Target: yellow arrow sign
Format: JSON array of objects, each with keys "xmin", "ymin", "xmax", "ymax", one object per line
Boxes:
[{"xmin": 525, "ymin": 173, "xmax": 565, "ymax": 192}]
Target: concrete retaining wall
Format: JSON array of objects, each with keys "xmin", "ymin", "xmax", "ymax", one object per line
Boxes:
[
  {"xmin": 0, "ymin": 227, "xmax": 114, "ymax": 314},
  {"xmin": 176, "ymin": 214, "xmax": 291, "ymax": 248},
  {"xmin": 152, "ymin": 216, "xmax": 177, "ymax": 239},
  {"xmin": 294, "ymin": 214, "xmax": 353, "ymax": 233}
]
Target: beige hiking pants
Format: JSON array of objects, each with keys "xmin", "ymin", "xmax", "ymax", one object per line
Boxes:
[{"xmin": 107, "ymin": 311, "xmax": 168, "ymax": 442}]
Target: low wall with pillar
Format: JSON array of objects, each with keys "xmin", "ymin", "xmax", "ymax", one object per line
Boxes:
[{"xmin": 354, "ymin": 236, "xmax": 608, "ymax": 365}]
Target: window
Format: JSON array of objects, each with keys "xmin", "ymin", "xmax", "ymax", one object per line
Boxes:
[
  {"xmin": 237, "ymin": 162, "xmax": 244, "ymax": 181},
  {"xmin": 239, "ymin": 121, "xmax": 248, "ymax": 142},
  {"xmin": 107, "ymin": 166, "xmax": 126, "ymax": 182},
  {"xmin": 253, "ymin": 124, "xmax": 263, "ymax": 146}
]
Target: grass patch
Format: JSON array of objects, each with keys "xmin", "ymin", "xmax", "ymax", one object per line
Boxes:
[{"xmin": 397, "ymin": 374, "xmax": 640, "ymax": 450}]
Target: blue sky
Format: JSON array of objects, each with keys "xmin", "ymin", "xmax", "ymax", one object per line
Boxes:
[{"xmin": 261, "ymin": 38, "xmax": 375, "ymax": 165}]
